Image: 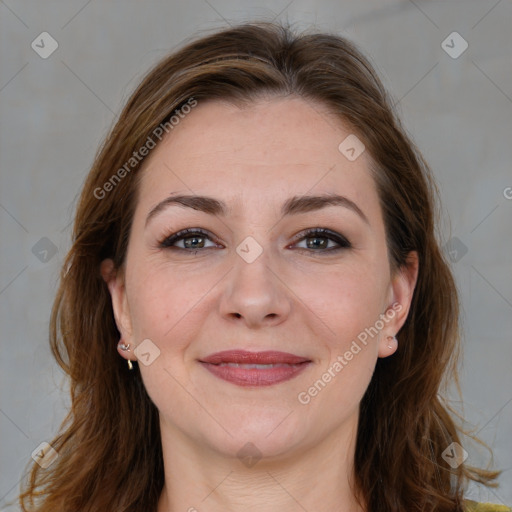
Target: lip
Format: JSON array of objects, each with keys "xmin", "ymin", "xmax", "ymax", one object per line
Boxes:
[
  {"xmin": 199, "ymin": 350, "xmax": 312, "ymax": 387},
  {"xmin": 200, "ymin": 350, "xmax": 310, "ymax": 365}
]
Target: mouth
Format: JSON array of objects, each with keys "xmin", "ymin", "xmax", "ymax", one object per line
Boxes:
[{"xmin": 198, "ymin": 350, "xmax": 312, "ymax": 387}]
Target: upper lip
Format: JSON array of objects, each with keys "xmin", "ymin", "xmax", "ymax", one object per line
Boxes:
[{"xmin": 200, "ymin": 350, "xmax": 311, "ymax": 365}]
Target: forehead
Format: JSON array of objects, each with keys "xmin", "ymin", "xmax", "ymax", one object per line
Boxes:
[{"xmin": 136, "ymin": 96, "xmax": 381, "ymax": 223}]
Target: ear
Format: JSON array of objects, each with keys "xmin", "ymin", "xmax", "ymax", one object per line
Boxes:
[
  {"xmin": 378, "ymin": 251, "xmax": 419, "ymax": 358},
  {"xmin": 100, "ymin": 258, "xmax": 136, "ymax": 362}
]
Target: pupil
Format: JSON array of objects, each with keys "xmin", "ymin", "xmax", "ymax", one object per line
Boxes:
[
  {"xmin": 184, "ymin": 236, "xmax": 204, "ymax": 249},
  {"xmin": 307, "ymin": 237, "xmax": 326, "ymax": 249}
]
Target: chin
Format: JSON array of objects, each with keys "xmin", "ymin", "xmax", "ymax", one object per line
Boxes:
[{"xmin": 203, "ymin": 413, "xmax": 307, "ymax": 462}]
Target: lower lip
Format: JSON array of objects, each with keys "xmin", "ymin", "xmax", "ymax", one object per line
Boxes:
[{"xmin": 199, "ymin": 362, "xmax": 311, "ymax": 387}]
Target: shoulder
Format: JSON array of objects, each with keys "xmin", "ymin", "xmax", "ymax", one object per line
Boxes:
[{"xmin": 464, "ymin": 499, "xmax": 512, "ymax": 511}]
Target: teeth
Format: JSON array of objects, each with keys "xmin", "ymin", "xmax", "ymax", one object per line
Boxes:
[{"xmin": 217, "ymin": 363, "xmax": 294, "ymax": 369}]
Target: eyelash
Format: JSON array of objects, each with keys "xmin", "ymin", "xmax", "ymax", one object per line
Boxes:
[{"xmin": 157, "ymin": 227, "xmax": 351, "ymax": 254}]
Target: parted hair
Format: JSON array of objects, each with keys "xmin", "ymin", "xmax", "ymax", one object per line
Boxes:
[{"xmin": 18, "ymin": 21, "xmax": 501, "ymax": 512}]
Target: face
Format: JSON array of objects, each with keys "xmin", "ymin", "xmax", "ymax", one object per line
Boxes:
[{"xmin": 103, "ymin": 96, "xmax": 418, "ymax": 460}]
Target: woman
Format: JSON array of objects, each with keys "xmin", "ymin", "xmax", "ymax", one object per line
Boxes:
[{"xmin": 17, "ymin": 21, "xmax": 509, "ymax": 512}]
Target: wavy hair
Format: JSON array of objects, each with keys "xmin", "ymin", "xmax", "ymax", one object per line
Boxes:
[{"xmin": 17, "ymin": 21, "xmax": 501, "ymax": 512}]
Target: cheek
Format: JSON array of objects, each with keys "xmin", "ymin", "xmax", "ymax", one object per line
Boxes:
[
  {"xmin": 124, "ymin": 267, "xmax": 209, "ymax": 418},
  {"xmin": 295, "ymin": 269, "xmax": 382, "ymax": 411},
  {"xmin": 291, "ymin": 260, "xmax": 387, "ymax": 339},
  {"xmin": 289, "ymin": 260, "xmax": 386, "ymax": 404},
  {"xmin": 125, "ymin": 261, "xmax": 215, "ymax": 342}
]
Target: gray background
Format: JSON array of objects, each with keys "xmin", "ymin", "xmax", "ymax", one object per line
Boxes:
[{"xmin": 1, "ymin": 0, "xmax": 511, "ymax": 509}]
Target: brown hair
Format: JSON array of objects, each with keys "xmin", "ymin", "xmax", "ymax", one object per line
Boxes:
[{"xmin": 17, "ymin": 21, "xmax": 501, "ymax": 512}]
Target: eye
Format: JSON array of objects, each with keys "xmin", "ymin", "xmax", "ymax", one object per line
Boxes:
[
  {"xmin": 291, "ymin": 228, "xmax": 351, "ymax": 253},
  {"xmin": 158, "ymin": 228, "xmax": 220, "ymax": 251},
  {"xmin": 158, "ymin": 227, "xmax": 351, "ymax": 254}
]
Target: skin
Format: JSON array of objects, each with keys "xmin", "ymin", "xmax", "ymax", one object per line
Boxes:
[{"xmin": 101, "ymin": 96, "xmax": 419, "ymax": 512}]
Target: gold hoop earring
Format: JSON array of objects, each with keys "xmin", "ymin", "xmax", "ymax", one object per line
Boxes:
[{"xmin": 118, "ymin": 340, "xmax": 135, "ymax": 371}]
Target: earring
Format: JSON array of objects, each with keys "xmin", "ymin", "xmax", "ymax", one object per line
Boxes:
[
  {"xmin": 118, "ymin": 341, "xmax": 130, "ymax": 351},
  {"xmin": 118, "ymin": 340, "xmax": 134, "ymax": 370},
  {"xmin": 387, "ymin": 335, "xmax": 398, "ymax": 350}
]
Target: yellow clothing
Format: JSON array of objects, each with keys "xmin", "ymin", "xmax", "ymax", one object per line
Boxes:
[{"xmin": 465, "ymin": 499, "xmax": 512, "ymax": 511}]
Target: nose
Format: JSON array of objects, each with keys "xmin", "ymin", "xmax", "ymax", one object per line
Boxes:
[{"xmin": 218, "ymin": 247, "xmax": 292, "ymax": 329}]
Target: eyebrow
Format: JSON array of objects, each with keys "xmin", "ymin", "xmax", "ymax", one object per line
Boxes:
[{"xmin": 145, "ymin": 193, "xmax": 370, "ymax": 227}]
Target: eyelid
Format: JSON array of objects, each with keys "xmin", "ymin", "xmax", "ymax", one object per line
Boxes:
[
  {"xmin": 290, "ymin": 227, "xmax": 351, "ymax": 246},
  {"xmin": 158, "ymin": 227, "xmax": 219, "ymax": 249}
]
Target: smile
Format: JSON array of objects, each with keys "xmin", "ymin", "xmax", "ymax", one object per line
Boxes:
[{"xmin": 199, "ymin": 360, "xmax": 312, "ymax": 387}]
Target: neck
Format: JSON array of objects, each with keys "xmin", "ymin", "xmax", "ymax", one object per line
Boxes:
[{"xmin": 157, "ymin": 412, "xmax": 366, "ymax": 512}]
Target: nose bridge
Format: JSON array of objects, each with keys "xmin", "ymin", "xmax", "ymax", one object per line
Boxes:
[
  {"xmin": 219, "ymin": 235, "xmax": 291, "ymax": 326},
  {"xmin": 234, "ymin": 238, "xmax": 274, "ymax": 291}
]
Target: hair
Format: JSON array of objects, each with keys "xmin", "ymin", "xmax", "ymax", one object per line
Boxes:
[{"xmin": 16, "ymin": 20, "xmax": 502, "ymax": 512}]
